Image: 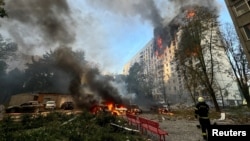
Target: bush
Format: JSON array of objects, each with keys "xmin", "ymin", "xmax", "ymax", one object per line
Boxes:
[{"xmin": 0, "ymin": 112, "xmax": 145, "ymax": 141}]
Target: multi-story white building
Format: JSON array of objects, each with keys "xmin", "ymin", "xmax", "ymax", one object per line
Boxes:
[
  {"xmin": 123, "ymin": 40, "xmax": 156, "ymax": 75},
  {"xmin": 123, "ymin": 12, "xmax": 242, "ymax": 106}
]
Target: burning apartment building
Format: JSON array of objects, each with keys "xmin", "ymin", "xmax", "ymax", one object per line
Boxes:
[
  {"xmin": 124, "ymin": 5, "xmax": 242, "ymax": 106},
  {"xmin": 0, "ymin": 0, "xmax": 243, "ymax": 112}
]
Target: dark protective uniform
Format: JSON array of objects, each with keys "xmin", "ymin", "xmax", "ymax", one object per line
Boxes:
[{"xmin": 194, "ymin": 101, "xmax": 211, "ymax": 140}]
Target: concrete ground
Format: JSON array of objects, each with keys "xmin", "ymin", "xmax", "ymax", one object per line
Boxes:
[{"xmin": 137, "ymin": 112, "xmax": 236, "ymax": 141}]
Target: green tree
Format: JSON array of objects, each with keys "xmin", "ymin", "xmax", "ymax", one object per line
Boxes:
[
  {"xmin": 175, "ymin": 6, "xmax": 222, "ymax": 112},
  {"xmin": 24, "ymin": 49, "xmax": 86, "ymax": 93},
  {"xmin": 126, "ymin": 62, "xmax": 156, "ymax": 105},
  {"xmin": 1, "ymin": 68, "xmax": 26, "ymax": 103},
  {"xmin": 126, "ymin": 62, "xmax": 143, "ymax": 95},
  {"xmin": 0, "ymin": 0, "xmax": 7, "ymax": 18},
  {"xmin": 0, "ymin": 35, "xmax": 18, "ymax": 103}
]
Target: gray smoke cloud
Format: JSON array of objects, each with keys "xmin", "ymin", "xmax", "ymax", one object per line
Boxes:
[
  {"xmin": 1, "ymin": 0, "xmax": 220, "ymax": 73},
  {"xmin": 0, "ymin": 0, "xmax": 221, "ymax": 107},
  {"xmin": 54, "ymin": 47, "xmax": 124, "ymax": 109},
  {"xmin": 168, "ymin": 0, "xmax": 218, "ymax": 9},
  {"xmin": 86, "ymin": 0, "xmax": 163, "ymax": 27},
  {"xmin": 85, "ymin": 0, "xmax": 220, "ymax": 105},
  {"xmin": 0, "ymin": 0, "xmax": 127, "ymax": 109},
  {"xmin": 86, "ymin": 0, "xmax": 219, "ymax": 28},
  {"xmin": 4, "ymin": 0, "xmax": 75, "ymax": 48}
]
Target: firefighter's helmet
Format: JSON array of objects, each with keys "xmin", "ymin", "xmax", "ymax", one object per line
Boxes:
[{"xmin": 198, "ymin": 96, "xmax": 204, "ymax": 102}]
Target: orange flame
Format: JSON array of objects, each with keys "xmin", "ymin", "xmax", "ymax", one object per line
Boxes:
[
  {"xmin": 155, "ymin": 36, "xmax": 164, "ymax": 58},
  {"xmin": 91, "ymin": 101, "xmax": 127, "ymax": 116},
  {"xmin": 186, "ymin": 10, "xmax": 195, "ymax": 19},
  {"xmin": 106, "ymin": 102, "xmax": 114, "ymax": 111},
  {"xmin": 157, "ymin": 36, "xmax": 163, "ymax": 49}
]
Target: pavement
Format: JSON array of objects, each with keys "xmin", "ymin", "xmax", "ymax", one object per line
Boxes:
[{"xmin": 137, "ymin": 113, "xmax": 237, "ymax": 141}]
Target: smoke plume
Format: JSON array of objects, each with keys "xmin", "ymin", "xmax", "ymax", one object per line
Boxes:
[
  {"xmin": 5, "ymin": 0, "xmax": 75, "ymax": 48},
  {"xmin": 0, "ymin": 0, "xmax": 221, "ymax": 107},
  {"xmin": 0, "ymin": 0, "xmax": 126, "ymax": 108},
  {"xmin": 86, "ymin": 0, "xmax": 163, "ymax": 27},
  {"xmin": 85, "ymin": 0, "xmax": 219, "ymax": 58},
  {"xmin": 85, "ymin": 0, "xmax": 220, "ymax": 104},
  {"xmin": 86, "ymin": 0, "xmax": 218, "ymax": 29},
  {"xmin": 54, "ymin": 47, "xmax": 124, "ymax": 109}
]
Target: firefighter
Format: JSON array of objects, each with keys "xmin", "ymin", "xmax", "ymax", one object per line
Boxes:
[{"xmin": 194, "ymin": 96, "xmax": 210, "ymax": 140}]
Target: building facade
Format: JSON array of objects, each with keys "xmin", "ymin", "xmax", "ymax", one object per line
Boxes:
[
  {"xmin": 123, "ymin": 8, "xmax": 243, "ymax": 106},
  {"xmin": 8, "ymin": 92, "xmax": 75, "ymax": 109},
  {"xmin": 225, "ymin": 0, "xmax": 250, "ymax": 66}
]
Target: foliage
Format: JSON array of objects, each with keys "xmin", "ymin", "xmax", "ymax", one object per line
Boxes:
[
  {"xmin": 126, "ymin": 62, "xmax": 156, "ymax": 104},
  {"xmin": 0, "ymin": 35, "xmax": 19, "ymax": 103},
  {"xmin": 23, "ymin": 49, "xmax": 87, "ymax": 93},
  {"xmin": 175, "ymin": 6, "xmax": 222, "ymax": 112},
  {"xmin": 0, "ymin": 35, "xmax": 18, "ymax": 71},
  {"xmin": 0, "ymin": 0, "xmax": 7, "ymax": 18},
  {"xmin": 220, "ymin": 23, "xmax": 250, "ymax": 108},
  {"xmin": 126, "ymin": 62, "xmax": 143, "ymax": 94},
  {"xmin": 0, "ymin": 47, "xmax": 88, "ymax": 104},
  {"xmin": 0, "ymin": 112, "xmax": 145, "ymax": 141}
]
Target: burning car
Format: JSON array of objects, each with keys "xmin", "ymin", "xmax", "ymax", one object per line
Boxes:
[
  {"xmin": 112, "ymin": 104, "xmax": 127, "ymax": 116},
  {"xmin": 90, "ymin": 104, "xmax": 110, "ymax": 115},
  {"xmin": 150, "ymin": 104, "xmax": 169, "ymax": 114},
  {"xmin": 90, "ymin": 102, "xmax": 127, "ymax": 116},
  {"xmin": 126, "ymin": 104, "xmax": 142, "ymax": 115}
]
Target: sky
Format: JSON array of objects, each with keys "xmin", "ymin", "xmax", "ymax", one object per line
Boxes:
[
  {"xmin": 72, "ymin": 0, "xmax": 234, "ymax": 74},
  {"xmin": 0, "ymin": 0, "xmax": 233, "ymax": 74}
]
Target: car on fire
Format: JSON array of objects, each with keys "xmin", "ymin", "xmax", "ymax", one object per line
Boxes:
[
  {"xmin": 126, "ymin": 104, "xmax": 142, "ymax": 115},
  {"xmin": 150, "ymin": 104, "xmax": 169, "ymax": 114},
  {"xmin": 90, "ymin": 104, "xmax": 110, "ymax": 115},
  {"xmin": 90, "ymin": 102, "xmax": 128, "ymax": 116},
  {"xmin": 112, "ymin": 104, "xmax": 127, "ymax": 116}
]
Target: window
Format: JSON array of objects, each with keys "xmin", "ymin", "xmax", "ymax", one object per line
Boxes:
[
  {"xmin": 234, "ymin": 0, "xmax": 250, "ymax": 16},
  {"xmin": 243, "ymin": 23, "xmax": 250, "ymax": 40}
]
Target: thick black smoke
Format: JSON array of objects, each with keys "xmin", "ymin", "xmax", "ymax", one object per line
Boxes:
[
  {"xmin": 54, "ymin": 47, "xmax": 123, "ymax": 109},
  {"xmin": 85, "ymin": 0, "xmax": 219, "ymax": 57},
  {"xmin": 85, "ymin": 0, "xmax": 219, "ymax": 104},
  {"xmin": 0, "ymin": 0, "xmax": 220, "ymax": 108},
  {"xmin": 2, "ymin": 0, "xmax": 126, "ymax": 109},
  {"xmin": 86, "ymin": 0, "xmax": 163, "ymax": 27},
  {"xmin": 153, "ymin": 21, "xmax": 180, "ymax": 57},
  {"xmin": 153, "ymin": 0, "xmax": 218, "ymax": 57},
  {"xmin": 86, "ymin": 0, "xmax": 218, "ymax": 30},
  {"xmin": 5, "ymin": 0, "xmax": 75, "ymax": 48}
]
